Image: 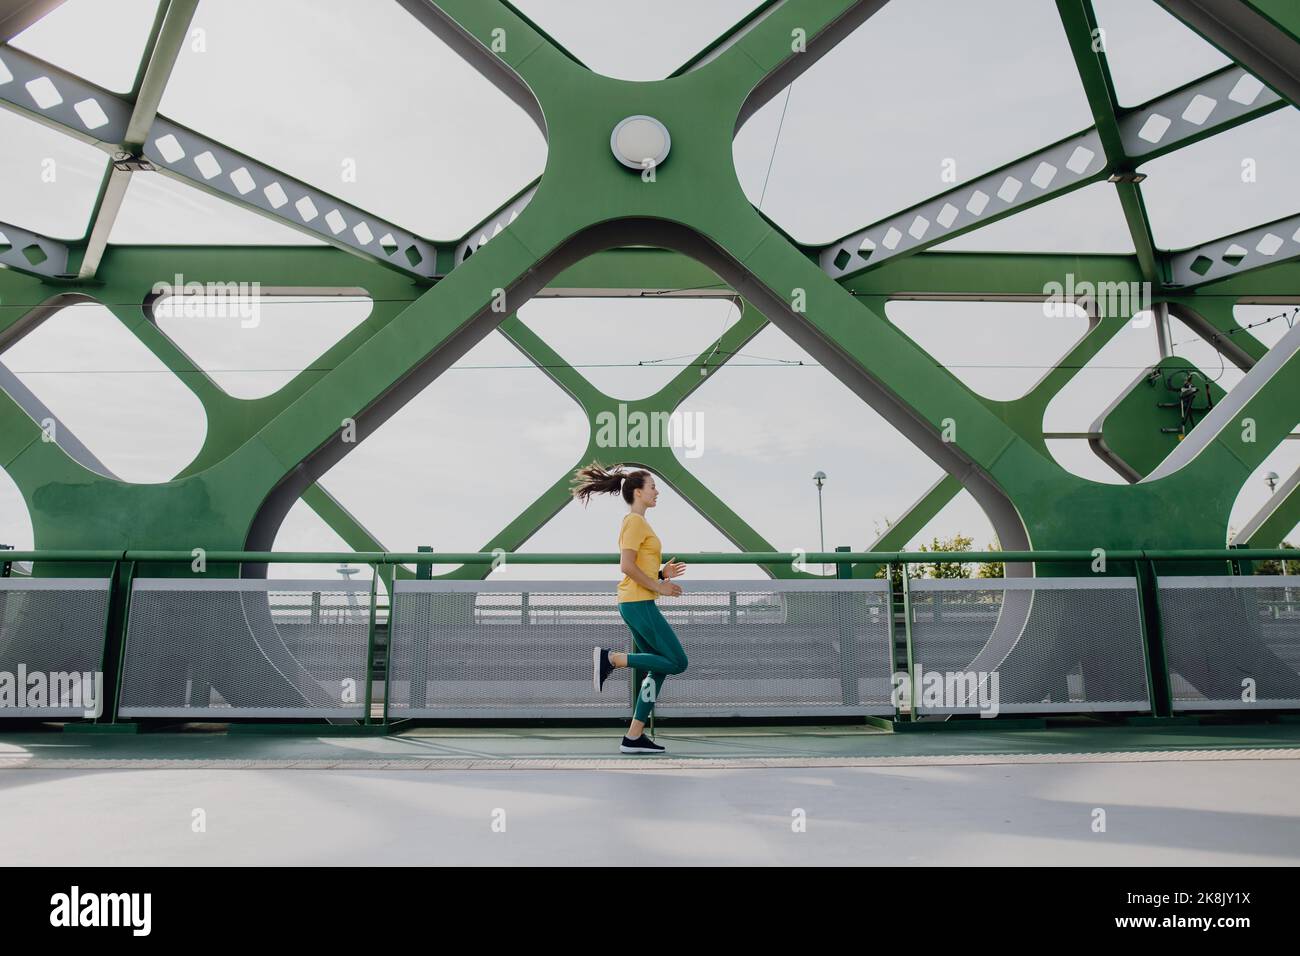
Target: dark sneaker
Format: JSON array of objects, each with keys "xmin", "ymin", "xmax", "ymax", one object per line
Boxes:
[
  {"xmin": 620, "ymin": 733, "xmax": 666, "ymax": 754},
  {"xmin": 593, "ymin": 646, "xmax": 615, "ymax": 692}
]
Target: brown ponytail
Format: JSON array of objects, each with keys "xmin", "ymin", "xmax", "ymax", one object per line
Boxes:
[{"xmin": 570, "ymin": 461, "xmax": 651, "ymax": 506}]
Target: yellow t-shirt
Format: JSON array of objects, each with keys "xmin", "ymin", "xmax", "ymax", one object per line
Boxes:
[{"xmin": 617, "ymin": 512, "xmax": 661, "ymax": 603}]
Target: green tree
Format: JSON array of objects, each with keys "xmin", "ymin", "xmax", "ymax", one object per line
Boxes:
[
  {"xmin": 920, "ymin": 533, "xmax": 974, "ymax": 579},
  {"xmin": 1254, "ymin": 541, "xmax": 1300, "ymax": 576},
  {"xmin": 977, "ymin": 538, "xmax": 1005, "ymax": 578},
  {"xmin": 872, "ymin": 562, "xmax": 903, "ymax": 589}
]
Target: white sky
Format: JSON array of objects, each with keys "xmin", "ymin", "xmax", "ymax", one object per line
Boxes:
[{"xmin": 1, "ymin": 0, "xmax": 1298, "ymax": 569}]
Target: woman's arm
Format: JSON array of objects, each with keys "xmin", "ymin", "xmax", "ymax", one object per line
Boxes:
[{"xmin": 622, "ymin": 548, "xmax": 677, "ymax": 595}]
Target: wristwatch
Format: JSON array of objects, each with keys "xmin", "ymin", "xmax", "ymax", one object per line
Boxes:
[{"xmin": 657, "ymin": 569, "xmax": 665, "ymax": 580}]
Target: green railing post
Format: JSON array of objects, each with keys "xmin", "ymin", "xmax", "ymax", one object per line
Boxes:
[
  {"xmin": 382, "ymin": 561, "xmax": 397, "ymax": 726},
  {"xmin": 104, "ymin": 558, "xmax": 136, "ymax": 725},
  {"xmin": 362, "ymin": 565, "xmax": 380, "ymax": 725},
  {"xmin": 834, "ymin": 546, "xmax": 859, "ymax": 707},
  {"xmin": 1137, "ymin": 557, "xmax": 1174, "ymax": 717},
  {"xmin": 416, "ymin": 545, "xmax": 433, "ymax": 580},
  {"xmin": 882, "ymin": 562, "xmax": 901, "ymax": 701},
  {"xmin": 901, "ymin": 561, "xmax": 917, "ymax": 722},
  {"xmin": 1129, "ymin": 558, "xmax": 1160, "ymax": 717},
  {"xmin": 1, "ymin": 544, "xmax": 12, "ymax": 578}
]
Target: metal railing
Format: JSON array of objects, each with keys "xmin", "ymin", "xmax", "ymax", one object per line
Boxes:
[{"xmin": 0, "ymin": 547, "xmax": 1297, "ymax": 725}]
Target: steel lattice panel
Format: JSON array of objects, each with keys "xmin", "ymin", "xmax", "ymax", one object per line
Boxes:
[
  {"xmin": 1158, "ymin": 575, "xmax": 1300, "ymax": 711},
  {"xmin": 0, "ymin": 578, "xmax": 110, "ymax": 717},
  {"xmin": 118, "ymin": 578, "xmax": 372, "ymax": 718},
  {"xmin": 389, "ymin": 579, "xmax": 894, "ymax": 718},
  {"xmin": 907, "ymin": 577, "xmax": 1150, "ymax": 715}
]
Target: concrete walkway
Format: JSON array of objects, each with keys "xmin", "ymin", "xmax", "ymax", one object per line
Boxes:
[{"xmin": 3, "ymin": 724, "xmax": 1299, "ymax": 864}]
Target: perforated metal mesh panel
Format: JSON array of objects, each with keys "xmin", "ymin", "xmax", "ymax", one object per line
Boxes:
[
  {"xmin": 119, "ymin": 579, "xmax": 372, "ymax": 718},
  {"xmin": 1158, "ymin": 575, "xmax": 1300, "ymax": 711},
  {"xmin": 0, "ymin": 578, "xmax": 111, "ymax": 717},
  {"xmin": 907, "ymin": 577, "xmax": 1150, "ymax": 715},
  {"xmin": 389, "ymin": 579, "xmax": 894, "ymax": 718}
]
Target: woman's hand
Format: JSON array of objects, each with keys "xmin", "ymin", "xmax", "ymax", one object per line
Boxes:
[
  {"xmin": 656, "ymin": 579, "xmax": 682, "ymax": 597},
  {"xmin": 662, "ymin": 557, "xmax": 687, "ymax": 580}
]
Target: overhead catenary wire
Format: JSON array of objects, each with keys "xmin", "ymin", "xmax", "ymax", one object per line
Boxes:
[
  {"xmin": 1168, "ymin": 306, "xmax": 1298, "ymax": 349},
  {"xmin": 3, "ymin": 361, "xmax": 1279, "ymax": 374},
  {"xmin": 757, "ymin": 83, "xmax": 794, "ymax": 211},
  {"xmin": 0, "ymin": 287, "xmax": 1295, "ymax": 309},
  {"xmin": 2, "ymin": 291, "xmax": 1293, "ymax": 375}
]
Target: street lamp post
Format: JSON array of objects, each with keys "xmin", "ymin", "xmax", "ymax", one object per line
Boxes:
[
  {"xmin": 813, "ymin": 471, "xmax": 827, "ymax": 575},
  {"xmin": 338, "ymin": 564, "xmax": 361, "ymax": 620}
]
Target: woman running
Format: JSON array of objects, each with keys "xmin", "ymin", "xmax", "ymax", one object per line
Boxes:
[{"xmin": 570, "ymin": 462, "xmax": 688, "ymax": 754}]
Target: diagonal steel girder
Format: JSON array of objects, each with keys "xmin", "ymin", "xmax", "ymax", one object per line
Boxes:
[
  {"xmin": 0, "ymin": 44, "xmax": 444, "ymax": 279},
  {"xmin": 1167, "ymin": 212, "xmax": 1300, "ymax": 288},
  {"xmin": 1056, "ymin": 0, "xmax": 1160, "ymax": 282},
  {"xmin": 0, "ymin": 0, "xmax": 66, "ymax": 42},
  {"xmin": 1119, "ymin": 64, "xmax": 1285, "ymax": 161},
  {"xmin": 454, "ymin": 181, "xmax": 538, "ymax": 268},
  {"xmin": 0, "ymin": 43, "xmax": 131, "ymax": 145},
  {"xmin": 1156, "ymin": 0, "xmax": 1300, "ymax": 109},
  {"xmin": 74, "ymin": 0, "xmax": 198, "ymax": 280},
  {"xmin": 818, "ymin": 128, "xmax": 1107, "ymax": 280},
  {"xmin": 140, "ymin": 116, "xmax": 442, "ymax": 278},
  {"xmin": 1233, "ymin": 464, "xmax": 1300, "ymax": 548},
  {"xmin": 0, "ymin": 217, "xmax": 66, "ymax": 275},
  {"xmin": 818, "ymin": 63, "xmax": 1286, "ymax": 281}
]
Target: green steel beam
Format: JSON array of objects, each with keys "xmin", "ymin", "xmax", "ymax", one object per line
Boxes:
[
  {"xmin": 1167, "ymin": 212, "xmax": 1300, "ymax": 289},
  {"xmin": 1056, "ymin": 0, "xmax": 1126, "ymax": 163},
  {"xmin": 868, "ymin": 475, "xmax": 963, "ymax": 552},
  {"xmin": 1176, "ymin": 259, "xmax": 1300, "ymax": 297},
  {"xmin": 300, "ymin": 481, "xmax": 415, "ymax": 580},
  {"xmin": 1239, "ymin": 465, "xmax": 1300, "ymax": 547},
  {"xmin": 820, "ymin": 56, "xmax": 1286, "ymax": 282},
  {"xmin": 843, "ymin": 252, "xmax": 1140, "ymax": 296},
  {"xmin": 1114, "ymin": 183, "xmax": 1162, "ymax": 286},
  {"xmin": 0, "ymin": 45, "xmax": 446, "ymax": 276},
  {"xmin": 849, "ymin": 474, "xmax": 964, "ymax": 578},
  {"xmin": 1165, "ymin": 297, "xmax": 1268, "ymax": 368},
  {"xmin": 1056, "ymin": 0, "xmax": 1165, "ymax": 285},
  {"xmin": 1158, "ymin": 0, "xmax": 1300, "ymax": 108},
  {"xmin": 669, "ymin": 0, "xmax": 787, "ymax": 77}
]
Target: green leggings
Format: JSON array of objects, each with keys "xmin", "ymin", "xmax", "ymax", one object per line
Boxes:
[{"xmin": 618, "ymin": 598, "xmax": 689, "ymax": 722}]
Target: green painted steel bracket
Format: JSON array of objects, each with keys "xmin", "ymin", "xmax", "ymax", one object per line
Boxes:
[{"xmin": 1096, "ymin": 356, "xmax": 1228, "ymax": 479}]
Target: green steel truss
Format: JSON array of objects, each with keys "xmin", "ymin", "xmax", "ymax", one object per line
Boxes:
[{"xmin": 0, "ymin": 0, "xmax": 1299, "ymax": 578}]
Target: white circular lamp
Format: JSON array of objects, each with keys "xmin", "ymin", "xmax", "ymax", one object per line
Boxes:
[{"xmin": 610, "ymin": 115, "xmax": 671, "ymax": 170}]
